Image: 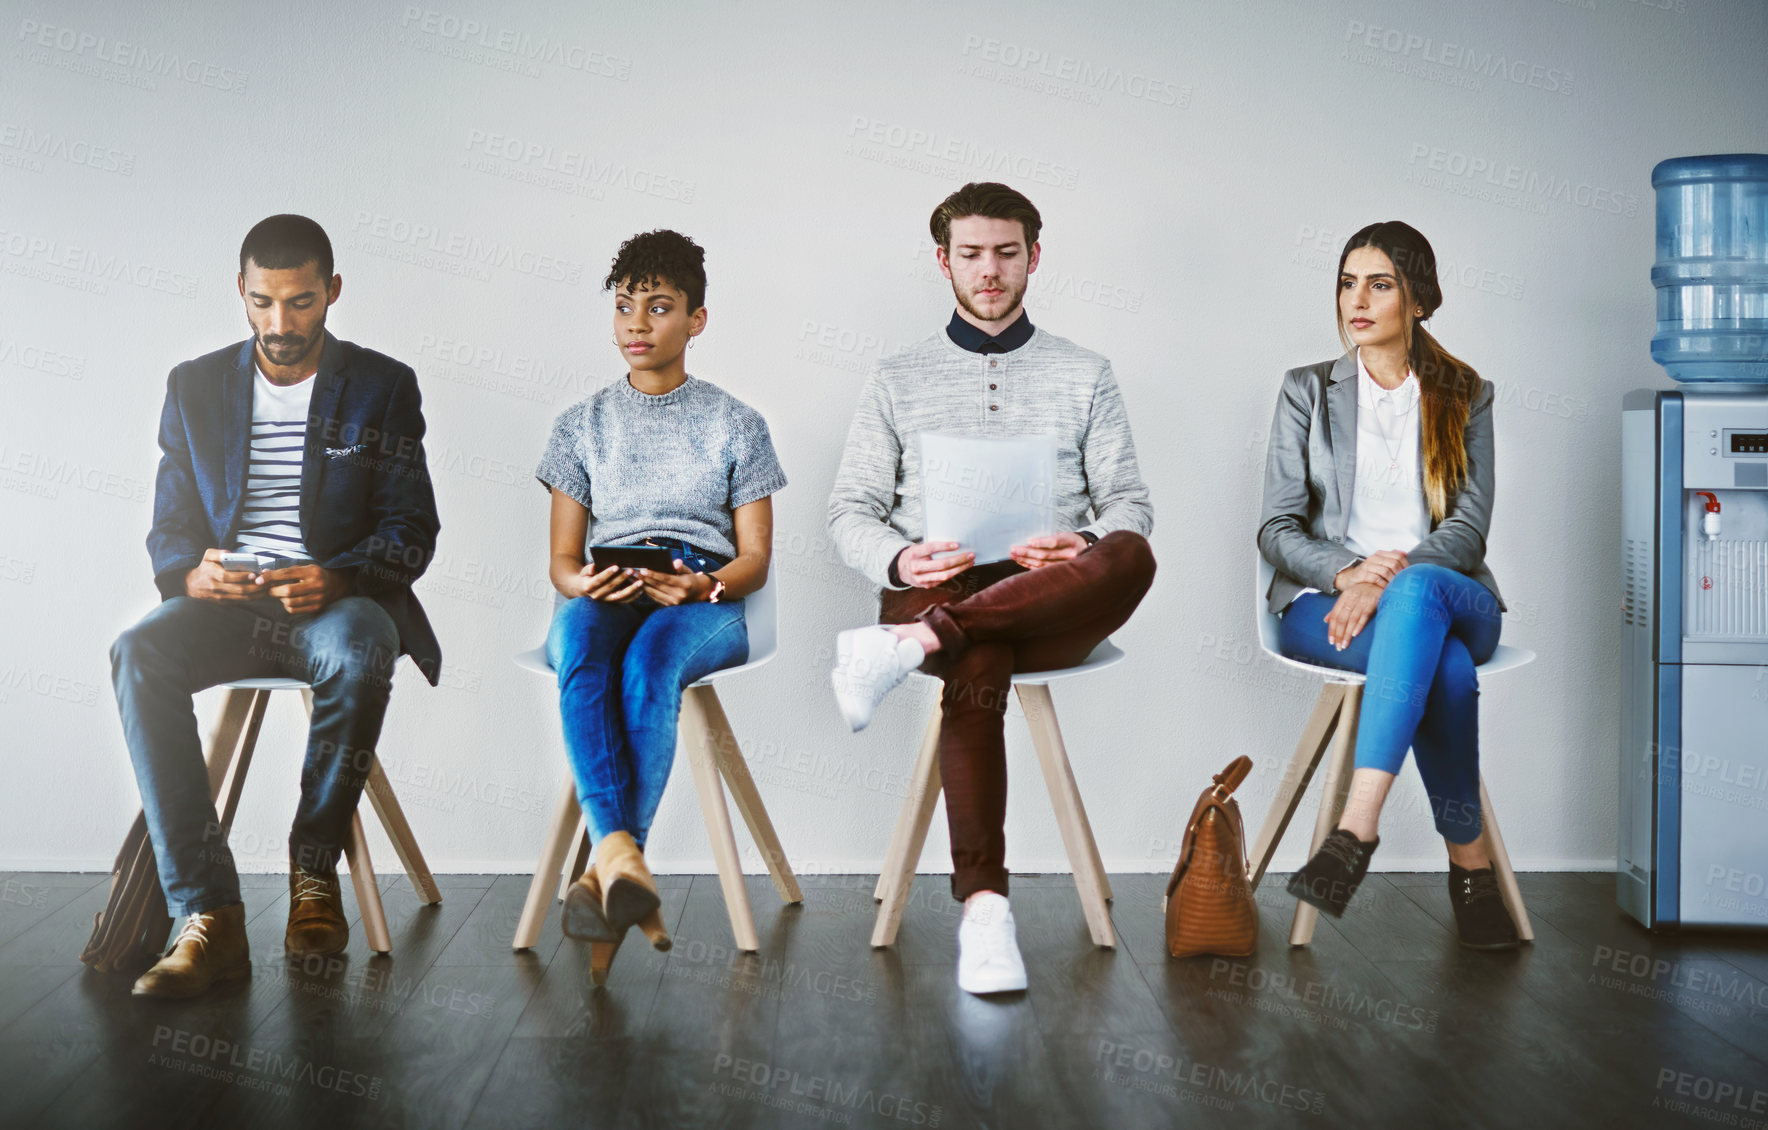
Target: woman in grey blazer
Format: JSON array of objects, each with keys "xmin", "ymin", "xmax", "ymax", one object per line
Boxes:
[{"xmin": 1256, "ymin": 220, "xmax": 1519, "ymax": 950}]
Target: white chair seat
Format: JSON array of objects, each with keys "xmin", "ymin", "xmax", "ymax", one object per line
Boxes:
[
  {"xmin": 904, "ymin": 638, "xmax": 1126, "ymax": 688},
  {"xmin": 1263, "ymin": 641, "xmax": 1537, "ymax": 684},
  {"xmin": 220, "ymin": 676, "xmax": 314, "ymax": 690}
]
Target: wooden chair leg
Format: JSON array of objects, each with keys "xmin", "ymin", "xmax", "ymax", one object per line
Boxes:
[
  {"xmin": 876, "ymin": 700, "xmax": 943, "ymax": 905},
  {"xmin": 689, "ymin": 685, "xmax": 803, "ymax": 904},
  {"xmin": 681, "ymin": 688, "xmax": 760, "ymax": 952},
  {"xmin": 876, "ymin": 703, "xmax": 947, "ymax": 905},
  {"xmin": 1247, "ymin": 684, "xmax": 1344, "ymax": 890},
  {"xmin": 213, "ymin": 689, "xmax": 271, "ymax": 832},
  {"xmin": 514, "ymin": 780, "xmax": 582, "ymax": 951},
  {"xmin": 343, "ymin": 810, "xmax": 391, "ymax": 954},
  {"xmin": 872, "ymin": 710, "xmax": 943, "ymax": 948},
  {"xmin": 1291, "ymin": 683, "xmax": 1362, "ymax": 947},
  {"xmin": 364, "ymin": 757, "xmax": 441, "ymax": 905},
  {"xmin": 1016, "ymin": 684, "xmax": 1115, "ymax": 949},
  {"xmin": 203, "ymin": 687, "xmax": 257, "ymax": 802},
  {"xmin": 557, "ymin": 817, "xmax": 589, "ymax": 903},
  {"xmin": 1478, "ymin": 776, "xmax": 1534, "ymax": 943},
  {"xmin": 1017, "ymin": 684, "xmax": 1114, "ymax": 902}
]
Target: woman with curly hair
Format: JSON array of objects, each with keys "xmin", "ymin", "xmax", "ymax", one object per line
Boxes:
[{"xmin": 534, "ymin": 230, "xmax": 787, "ymax": 983}]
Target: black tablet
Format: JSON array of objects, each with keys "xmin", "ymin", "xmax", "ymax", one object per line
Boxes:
[{"xmin": 589, "ymin": 544, "xmax": 678, "ymax": 573}]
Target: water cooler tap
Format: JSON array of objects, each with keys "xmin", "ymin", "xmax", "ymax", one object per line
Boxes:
[{"xmin": 1695, "ymin": 491, "xmax": 1721, "ymax": 539}]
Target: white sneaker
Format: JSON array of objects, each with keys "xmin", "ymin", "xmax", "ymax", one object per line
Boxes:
[
  {"xmin": 831, "ymin": 626, "xmax": 925, "ymax": 732},
  {"xmin": 956, "ymin": 892, "xmax": 1028, "ymax": 995}
]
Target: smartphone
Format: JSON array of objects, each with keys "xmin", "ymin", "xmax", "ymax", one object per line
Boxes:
[
  {"xmin": 589, "ymin": 544, "xmax": 677, "ymax": 573},
  {"xmin": 218, "ymin": 552, "xmax": 268, "ymax": 573}
]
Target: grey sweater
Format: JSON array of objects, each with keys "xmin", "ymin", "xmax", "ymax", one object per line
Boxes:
[
  {"xmin": 827, "ymin": 326, "xmax": 1153, "ymax": 589},
  {"xmin": 536, "ymin": 374, "xmax": 787, "ymax": 560}
]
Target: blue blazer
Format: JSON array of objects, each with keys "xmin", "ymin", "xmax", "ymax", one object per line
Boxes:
[{"xmin": 146, "ymin": 332, "xmax": 443, "ymax": 684}]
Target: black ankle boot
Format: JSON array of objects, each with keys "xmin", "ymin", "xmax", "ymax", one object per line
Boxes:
[
  {"xmin": 1448, "ymin": 864, "xmax": 1520, "ymax": 950},
  {"xmin": 1287, "ymin": 829, "xmax": 1379, "ymax": 918}
]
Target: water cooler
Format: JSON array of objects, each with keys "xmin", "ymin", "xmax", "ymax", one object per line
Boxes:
[{"xmin": 1619, "ymin": 153, "xmax": 1768, "ymax": 929}]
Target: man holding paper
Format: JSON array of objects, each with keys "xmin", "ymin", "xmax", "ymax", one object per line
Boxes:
[{"xmin": 827, "ymin": 182, "xmax": 1155, "ymax": 996}]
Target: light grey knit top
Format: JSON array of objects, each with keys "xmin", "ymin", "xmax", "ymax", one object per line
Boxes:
[
  {"xmin": 827, "ymin": 326, "xmax": 1153, "ymax": 589},
  {"xmin": 536, "ymin": 374, "xmax": 787, "ymax": 559}
]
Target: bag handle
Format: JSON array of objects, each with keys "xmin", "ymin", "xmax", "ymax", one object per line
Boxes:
[{"xmin": 1212, "ymin": 755, "xmax": 1253, "ymax": 798}]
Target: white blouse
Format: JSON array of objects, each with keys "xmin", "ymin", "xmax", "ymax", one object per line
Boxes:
[{"xmin": 1343, "ymin": 349, "xmax": 1430, "ymax": 558}]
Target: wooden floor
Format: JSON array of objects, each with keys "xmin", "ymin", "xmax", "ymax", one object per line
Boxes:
[{"xmin": 1, "ymin": 869, "xmax": 1765, "ymax": 1129}]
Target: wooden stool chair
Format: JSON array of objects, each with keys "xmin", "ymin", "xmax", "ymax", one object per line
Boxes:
[
  {"xmin": 1247, "ymin": 559, "xmax": 1535, "ymax": 946},
  {"xmin": 871, "ymin": 640, "xmax": 1125, "ymax": 950},
  {"xmin": 178, "ymin": 677, "xmax": 441, "ymax": 955},
  {"xmin": 510, "ymin": 575, "xmax": 802, "ymax": 954}
]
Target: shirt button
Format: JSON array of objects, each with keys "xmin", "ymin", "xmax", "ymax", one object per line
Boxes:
[
  {"xmin": 989, "ymin": 383, "xmax": 997, "ymax": 390},
  {"xmin": 989, "ymin": 405, "xmax": 998, "ymax": 411},
  {"xmin": 989, "ymin": 359, "xmax": 998, "ymax": 367}
]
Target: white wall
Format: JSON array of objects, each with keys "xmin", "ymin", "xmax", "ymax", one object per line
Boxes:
[{"xmin": 4, "ymin": 0, "xmax": 1763, "ymax": 876}]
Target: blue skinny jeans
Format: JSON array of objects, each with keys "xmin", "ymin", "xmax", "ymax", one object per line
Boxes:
[
  {"xmin": 545, "ymin": 593, "xmax": 747, "ymax": 849},
  {"xmin": 1278, "ymin": 564, "xmax": 1502, "ymax": 844}
]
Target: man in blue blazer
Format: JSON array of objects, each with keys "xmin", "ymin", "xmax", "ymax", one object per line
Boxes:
[{"xmin": 111, "ymin": 215, "xmax": 441, "ymax": 998}]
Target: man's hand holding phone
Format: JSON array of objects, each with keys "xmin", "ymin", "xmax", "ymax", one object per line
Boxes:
[
  {"xmin": 185, "ymin": 548, "xmax": 265, "ymax": 603},
  {"xmin": 896, "ymin": 541, "xmax": 975, "ymax": 589}
]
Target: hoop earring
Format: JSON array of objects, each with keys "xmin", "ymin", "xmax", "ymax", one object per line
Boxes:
[{"xmin": 688, "ymin": 337, "xmax": 697, "ymax": 349}]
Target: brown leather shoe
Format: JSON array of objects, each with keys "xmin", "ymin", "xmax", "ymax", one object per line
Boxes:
[
  {"xmin": 285, "ymin": 867, "xmax": 349, "ymax": 957},
  {"xmin": 594, "ymin": 831, "xmax": 660, "ymax": 933},
  {"xmin": 131, "ymin": 902, "xmax": 250, "ymax": 998},
  {"xmin": 562, "ymin": 870, "xmax": 617, "ymax": 942}
]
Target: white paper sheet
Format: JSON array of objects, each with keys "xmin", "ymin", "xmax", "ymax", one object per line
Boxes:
[{"xmin": 918, "ymin": 432, "xmax": 1057, "ymax": 565}]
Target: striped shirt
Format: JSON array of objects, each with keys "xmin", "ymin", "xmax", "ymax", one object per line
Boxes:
[
  {"xmin": 827, "ymin": 325, "xmax": 1153, "ymax": 589},
  {"xmin": 232, "ymin": 367, "xmax": 313, "ymax": 560}
]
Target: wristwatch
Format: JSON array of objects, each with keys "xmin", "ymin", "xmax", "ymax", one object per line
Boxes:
[{"xmin": 705, "ymin": 576, "xmax": 726, "ymax": 603}]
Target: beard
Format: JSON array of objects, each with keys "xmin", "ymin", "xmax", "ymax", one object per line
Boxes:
[
  {"xmin": 254, "ymin": 312, "xmax": 325, "ymax": 368},
  {"xmin": 953, "ymin": 276, "xmax": 1025, "ymax": 324}
]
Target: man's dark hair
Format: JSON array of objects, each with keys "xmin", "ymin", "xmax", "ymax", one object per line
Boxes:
[
  {"xmin": 604, "ymin": 229, "xmax": 706, "ymax": 311},
  {"xmin": 929, "ymin": 182, "xmax": 1042, "ymax": 252},
  {"xmin": 239, "ymin": 214, "xmax": 334, "ymax": 279}
]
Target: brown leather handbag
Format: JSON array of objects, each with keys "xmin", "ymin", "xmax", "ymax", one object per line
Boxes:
[{"xmin": 1164, "ymin": 756, "xmax": 1259, "ymax": 958}]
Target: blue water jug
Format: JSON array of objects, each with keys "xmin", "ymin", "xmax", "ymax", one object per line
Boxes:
[{"xmin": 1651, "ymin": 154, "xmax": 1768, "ymax": 383}]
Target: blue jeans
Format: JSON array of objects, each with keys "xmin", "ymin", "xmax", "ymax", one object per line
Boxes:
[
  {"xmin": 545, "ymin": 594, "xmax": 748, "ymax": 848},
  {"xmin": 110, "ymin": 594, "xmax": 400, "ymax": 916},
  {"xmin": 1278, "ymin": 564, "xmax": 1502, "ymax": 843}
]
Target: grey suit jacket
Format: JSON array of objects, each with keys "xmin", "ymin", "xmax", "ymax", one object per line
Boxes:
[{"xmin": 1256, "ymin": 353, "xmax": 1504, "ymax": 614}]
